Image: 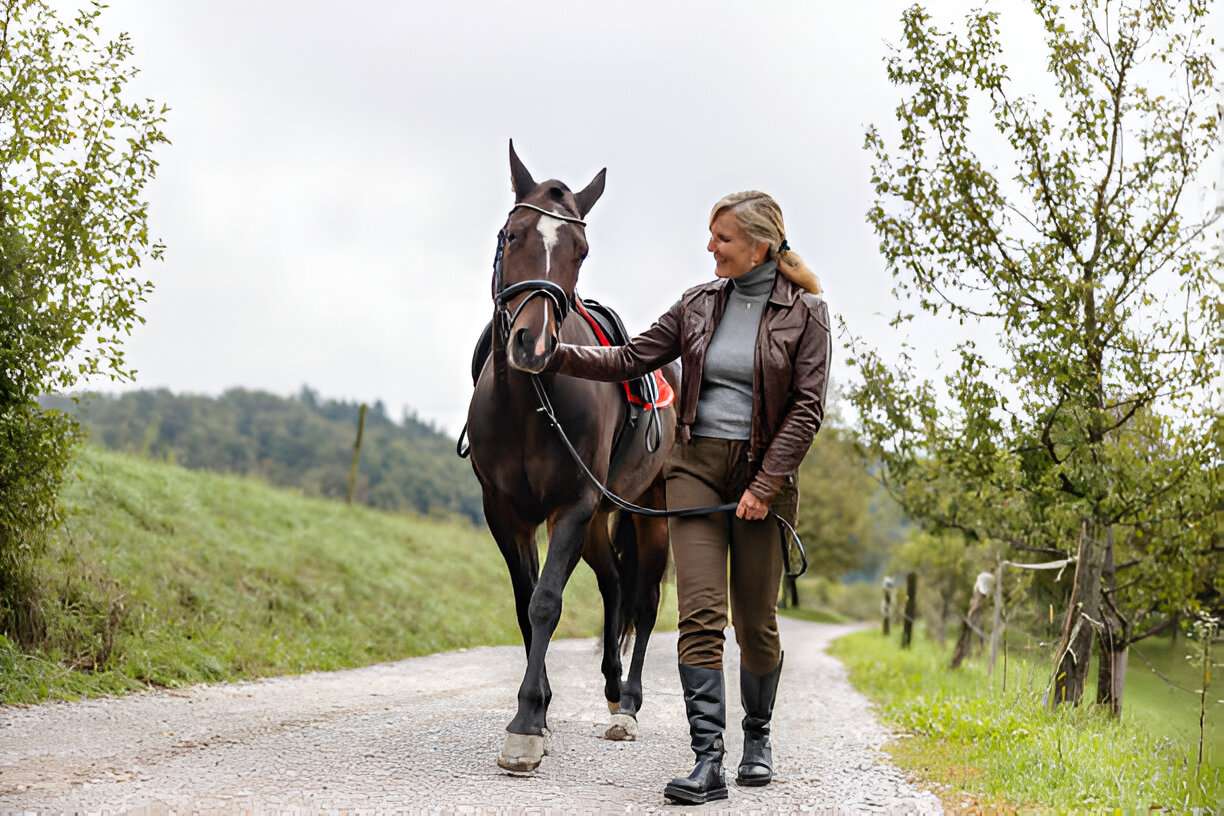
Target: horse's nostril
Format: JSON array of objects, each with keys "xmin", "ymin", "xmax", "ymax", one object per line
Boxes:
[{"xmin": 514, "ymin": 329, "xmax": 530, "ymax": 355}]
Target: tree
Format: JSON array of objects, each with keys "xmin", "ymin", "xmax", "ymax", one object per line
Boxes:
[
  {"xmin": 795, "ymin": 425, "xmax": 884, "ymax": 578},
  {"xmin": 853, "ymin": 0, "xmax": 1220, "ymax": 707},
  {"xmin": 0, "ymin": 1, "xmax": 167, "ymax": 641}
]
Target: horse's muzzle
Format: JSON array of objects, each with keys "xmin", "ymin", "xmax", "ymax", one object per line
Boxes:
[{"xmin": 508, "ymin": 328, "xmax": 558, "ymax": 373}]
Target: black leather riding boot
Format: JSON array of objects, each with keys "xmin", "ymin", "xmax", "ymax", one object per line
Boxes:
[
  {"xmin": 737, "ymin": 652, "xmax": 783, "ymax": 786},
  {"xmin": 663, "ymin": 664, "xmax": 728, "ymax": 805}
]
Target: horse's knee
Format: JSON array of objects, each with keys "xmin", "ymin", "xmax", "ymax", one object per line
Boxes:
[{"xmin": 528, "ymin": 586, "xmax": 562, "ymax": 628}]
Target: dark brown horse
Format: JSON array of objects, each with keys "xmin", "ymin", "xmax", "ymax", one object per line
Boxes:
[{"xmin": 466, "ymin": 142, "xmax": 677, "ymax": 773}]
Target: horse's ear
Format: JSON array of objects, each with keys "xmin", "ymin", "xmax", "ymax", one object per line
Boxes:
[
  {"xmin": 574, "ymin": 168, "xmax": 606, "ymax": 217},
  {"xmin": 509, "ymin": 140, "xmax": 536, "ymax": 201}
]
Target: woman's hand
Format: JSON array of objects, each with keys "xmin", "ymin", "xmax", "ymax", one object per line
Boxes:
[{"xmin": 735, "ymin": 489, "xmax": 770, "ymax": 521}]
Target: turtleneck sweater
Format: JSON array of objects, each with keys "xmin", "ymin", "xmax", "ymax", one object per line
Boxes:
[{"xmin": 692, "ymin": 259, "xmax": 777, "ymax": 441}]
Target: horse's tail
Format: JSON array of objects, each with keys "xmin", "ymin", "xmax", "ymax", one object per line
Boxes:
[{"xmin": 612, "ymin": 510, "xmax": 638, "ymax": 654}]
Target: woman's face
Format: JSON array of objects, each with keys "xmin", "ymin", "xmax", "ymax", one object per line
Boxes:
[{"xmin": 708, "ymin": 209, "xmax": 767, "ymax": 280}]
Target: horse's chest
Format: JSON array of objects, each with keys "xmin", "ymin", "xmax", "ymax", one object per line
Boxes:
[{"xmin": 471, "ymin": 415, "xmax": 582, "ymax": 508}]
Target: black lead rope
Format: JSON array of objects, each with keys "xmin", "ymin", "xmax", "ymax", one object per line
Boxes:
[{"xmin": 529, "ymin": 376, "xmax": 808, "ymax": 579}]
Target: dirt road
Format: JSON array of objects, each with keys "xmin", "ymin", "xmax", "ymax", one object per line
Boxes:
[{"xmin": 1, "ymin": 618, "xmax": 940, "ymax": 813}]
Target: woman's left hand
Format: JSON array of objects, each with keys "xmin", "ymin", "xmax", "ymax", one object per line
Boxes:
[{"xmin": 735, "ymin": 490, "xmax": 770, "ymax": 521}]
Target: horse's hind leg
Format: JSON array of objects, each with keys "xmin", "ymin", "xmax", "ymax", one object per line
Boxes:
[
  {"xmin": 620, "ymin": 478, "xmax": 670, "ymax": 719},
  {"xmin": 583, "ymin": 511, "xmax": 624, "ymax": 715}
]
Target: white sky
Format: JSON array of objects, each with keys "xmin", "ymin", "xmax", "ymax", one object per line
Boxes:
[{"xmin": 85, "ymin": 1, "xmax": 1218, "ymax": 434}]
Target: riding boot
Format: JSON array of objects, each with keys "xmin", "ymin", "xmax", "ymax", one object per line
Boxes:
[
  {"xmin": 737, "ymin": 652, "xmax": 783, "ymax": 786},
  {"xmin": 663, "ymin": 664, "xmax": 728, "ymax": 805}
]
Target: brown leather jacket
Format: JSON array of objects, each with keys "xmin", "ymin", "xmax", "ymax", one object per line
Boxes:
[{"xmin": 551, "ymin": 273, "xmax": 832, "ymax": 502}]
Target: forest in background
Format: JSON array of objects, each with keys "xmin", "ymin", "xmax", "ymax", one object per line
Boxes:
[{"xmin": 41, "ymin": 387, "xmax": 484, "ymax": 524}]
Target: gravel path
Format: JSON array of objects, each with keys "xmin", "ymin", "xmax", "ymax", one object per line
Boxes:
[{"xmin": 0, "ymin": 617, "xmax": 940, "ymax": 813}]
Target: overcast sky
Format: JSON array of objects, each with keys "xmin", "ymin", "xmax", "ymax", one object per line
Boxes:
[{"xmin": 86, "ymin": 1, "xmax": 1217, "ymax": 435}]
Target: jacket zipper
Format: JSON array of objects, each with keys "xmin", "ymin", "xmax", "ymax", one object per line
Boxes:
[{"xmin": 747, "ymin": 291, "xmax": 773, "ymax": 466}]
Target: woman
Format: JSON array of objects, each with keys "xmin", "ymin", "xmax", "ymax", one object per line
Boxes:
[{"xmin": 548, "ymin": 191, "xmax": 830, "ymax": 804}]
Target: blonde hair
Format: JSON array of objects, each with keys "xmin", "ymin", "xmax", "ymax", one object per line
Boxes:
[{"xmin": 709, "ymin": 191, "xmax": 822, "ymax": 295}]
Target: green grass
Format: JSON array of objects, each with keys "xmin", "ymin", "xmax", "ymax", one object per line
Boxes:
[
  {"xmin": 777, "ymin": 605, "xmax": 848, "ymax": 624},
  {"xmin": 1124, "ymin": 636, "xmax": 1219, "ymax": 757},
  {"xmin": 830, "ymin": 628, "xmax": 1221, "ymax": 811},
  {"xmin": 1, "ymin": 446, "xmax": 676, "ymax": 704},
  {"xmin": 776, "ymin": 575, "xmax": 879, "ymax": 624}
]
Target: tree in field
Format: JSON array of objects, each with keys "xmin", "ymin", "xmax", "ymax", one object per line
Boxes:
[
  {"xmin": 852, "ymin": 0, "xmax": 1220, "ymax": 707},
  {"xmin": 796, "ymin": 424, "xmax": 897, "ymax": 574},
  {"xmin": 0, "ymin": 1, "xmax": 167, "ymax": 642},
  {"xmin": 1091, "ymin": 407, "xmax": 1220, "ymax": 713}
]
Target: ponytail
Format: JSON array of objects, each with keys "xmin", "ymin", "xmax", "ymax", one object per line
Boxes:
[{"xmin": 774, "ymin": 246, "xmax": 822, "ymax": 295}]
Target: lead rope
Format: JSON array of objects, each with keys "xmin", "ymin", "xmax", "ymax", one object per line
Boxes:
[{"xmin": 529, "ymin": 375, "xmax": 808, "ymax": 578}]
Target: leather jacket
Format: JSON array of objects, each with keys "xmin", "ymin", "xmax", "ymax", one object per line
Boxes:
[{"xmin": 550, "ymin": 272, "xmax": 832, "ymax": 502}]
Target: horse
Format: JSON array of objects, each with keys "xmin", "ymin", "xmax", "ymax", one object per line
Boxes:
[{"xmin": 465, "ymin": 141, "xmax": 678, "ymax": 773}]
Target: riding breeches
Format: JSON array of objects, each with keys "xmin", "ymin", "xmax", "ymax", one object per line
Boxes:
[{"xmin": 665, "ymin": 435, "xmax": 798, "ymax": 676}]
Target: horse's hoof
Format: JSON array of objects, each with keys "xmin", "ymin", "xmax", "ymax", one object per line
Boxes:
[
  {"xmin": 497, "ymin": 732, "xmax": 546, "ymax": 773},
  {"xmin": 604, "ymin": 712, "xmax": 639, "ymax": 741},
  {"xmin": 542, "ymin": 727, "xmax": 552, "ymax": 756}
]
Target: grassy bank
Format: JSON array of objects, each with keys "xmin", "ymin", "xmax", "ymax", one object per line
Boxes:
[
  {"xmin": 830, "ymin": 629, "xmax": 1220, "ymax": 810},
  {"xmin": 1, "ymin": 446, "xmax": 676, "ymax": 704},
  {"xmin": 777, "ymin": 575, "xmax": 880, "ymax": 624}
]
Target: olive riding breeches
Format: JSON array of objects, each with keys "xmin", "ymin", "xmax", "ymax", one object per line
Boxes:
[{"xmin": 665, "ymin": 436, "xmax": 798, "ymax": 676}]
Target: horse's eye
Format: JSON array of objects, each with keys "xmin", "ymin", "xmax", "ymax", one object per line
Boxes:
[{"xmin": 506, "ymin": 232, "xmax": 517, "ymax": 243}]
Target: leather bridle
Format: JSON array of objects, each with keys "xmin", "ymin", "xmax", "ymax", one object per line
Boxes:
[{"xmin": 491, "ymin": 202, "xmax": 585, "ymax": 347}]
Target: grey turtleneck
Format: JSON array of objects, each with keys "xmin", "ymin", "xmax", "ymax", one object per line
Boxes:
[{"xmin": 692, "ymin": 260, "xmax": 777, "ymax": 440}]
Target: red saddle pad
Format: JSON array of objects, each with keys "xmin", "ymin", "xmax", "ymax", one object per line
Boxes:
[{"xmin": 573, "ymin": 299, "xmax": 675, "ymax": 411}]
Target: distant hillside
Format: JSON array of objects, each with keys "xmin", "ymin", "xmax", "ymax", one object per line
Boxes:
[
  {"xmin": 41, "ymin": 387, "xmax": 483, "ymax": 523},
  {"xmin": 1, "ymin": 447, "xmax": 669, "ymax": 704}
]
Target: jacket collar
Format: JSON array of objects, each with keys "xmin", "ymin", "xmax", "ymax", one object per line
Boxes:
[
  {"xmin": 768, "ymin": 271, "xmax": 801, "ymax": 308},
  {"xmin": 705, "ymin": 270, "xmax": 801, "ymax": 308}
]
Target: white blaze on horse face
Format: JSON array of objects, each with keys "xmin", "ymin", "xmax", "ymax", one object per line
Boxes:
[{"xmin": 533, "ymin": 212, "xmax": 566, "ymax": 357}]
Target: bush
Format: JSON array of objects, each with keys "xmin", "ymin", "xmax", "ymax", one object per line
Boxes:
[
  {"xmin": 0, "ymin": 0, "xmax": 166, "ymax": 640},
  {"xmin": 0, "ymin": 404, "xmax": 79, "ymax": 644}
]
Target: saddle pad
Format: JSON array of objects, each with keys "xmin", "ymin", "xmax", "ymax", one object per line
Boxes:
[{"xmin": 573, "ymin": 297, "xmax": 674, "ymax": 412}]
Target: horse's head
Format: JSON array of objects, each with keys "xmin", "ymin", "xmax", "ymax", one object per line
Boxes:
[{"xmin": 496, "ymin": 140, "xmax": 605, "ymax": 374}]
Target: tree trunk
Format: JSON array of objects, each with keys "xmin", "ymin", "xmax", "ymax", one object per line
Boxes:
[
  {"xmin": 901, "ymin": 572, "xmax": 917, "ymax": 648},
  {"xmin": 1050, "ymin": 521, "xmax": 1107, "ymax": 707},
  {"xmin": 1095, "ymin": 528, "xmax": 1128, "ymax": 716},
  {"xmin": 1095, "ymin": 639, "xmax": 1128, "ymax": 716},
  {"xmin": 950, "ymin": 572, "xmax": 993, "ymax": 669},
  {"xmin": 936, "ymin": 590, "xmax": 950, "ymax": 646}
]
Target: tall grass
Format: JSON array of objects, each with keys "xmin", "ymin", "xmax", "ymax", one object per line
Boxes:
[
  {"xmin": 0, "ymin": 446, "xmax": 676, "ymax": 704},
  {"xmin": 830, "ymin": 628, "xmax": 1220, "ymax": 810}
]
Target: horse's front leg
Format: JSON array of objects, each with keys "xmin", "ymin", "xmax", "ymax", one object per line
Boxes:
[{"xmin": 497, "ymin": 498, "xmax": 595, "ymax": 773}]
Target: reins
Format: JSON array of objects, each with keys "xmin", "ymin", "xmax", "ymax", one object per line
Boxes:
[
  {"xmin": 528, "ymin": 376, "xmax": 808, "ymax": 578},
  {"xmin": 460, "ymin": 201, "xmax": 810, "ymax": 579}
]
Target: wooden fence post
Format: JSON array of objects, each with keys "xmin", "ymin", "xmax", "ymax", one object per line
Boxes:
[
  {"xmin": 950, "ymin": 571, "xmax": 994, "ymax": 669},
  {"xmin": 987, "ymin": 560, "xmax": 1006, "ymax": 676},
  {"xmin": 882, "ymin": 576, "xmax": 895, "ymax": 636},
  {"xmin": 901, "ymin": 572, "xmax": 917, "ymax": 648},
  {"xmin": 346, "ymin": 403, "xmax": 368, "ymax": 505}
]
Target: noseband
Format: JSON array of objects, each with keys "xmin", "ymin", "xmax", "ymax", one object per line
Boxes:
[{"xmin": 491, "ymin": 203, "xmax": 587, "ymax": 344}]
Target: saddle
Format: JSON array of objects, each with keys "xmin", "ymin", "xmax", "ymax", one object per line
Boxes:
[{"xmin": 468, "ymin": 296, "xmax": 675, "ymax": 412}]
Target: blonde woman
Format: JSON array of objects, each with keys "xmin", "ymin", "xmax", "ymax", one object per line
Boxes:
[{"xmin": 547, "ymin": 191, "xmax": 832, "ymax": 804}]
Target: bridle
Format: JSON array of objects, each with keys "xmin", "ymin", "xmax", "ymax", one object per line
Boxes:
[{"xmin": 491, "ymin": 202, "xmax": 586, "ymax": 347}]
